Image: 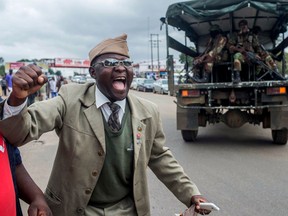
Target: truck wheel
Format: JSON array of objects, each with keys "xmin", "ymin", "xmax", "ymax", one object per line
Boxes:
[
  {"xmin": 181, "ymin": 130, "xmax": 198, "ymax": 142},
  {"xmin": 272, "ymin": 129, "xmax": 287, "ymax": 145}
]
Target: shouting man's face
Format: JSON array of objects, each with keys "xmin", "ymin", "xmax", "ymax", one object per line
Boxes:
[{"xmin": 89, "ymin": 53, "xmax": 134, "ymax": 102}]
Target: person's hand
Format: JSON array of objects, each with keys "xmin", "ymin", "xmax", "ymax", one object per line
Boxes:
[
  {"xmin": 255, "ymin": 54, "xmax": 262, "ymax": 60},
  {"xmin": 27, "ymin": 196, "xmax": 53, "ymax": 216},
  {"xmin": 191, "ymin": 195, "xmax": 211, "ymax": 215},
  {"xmin": 194, "ymin": 57, "xmax": 203, "ymax": 65},
  {"xmin": 9, "ymin": 64, "xmax": 47, "ymax": 106}
]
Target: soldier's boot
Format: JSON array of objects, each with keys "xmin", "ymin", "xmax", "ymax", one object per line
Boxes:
[{"xmin": 233, "ymin": 71, "xmax": 241, "ymax": 83}]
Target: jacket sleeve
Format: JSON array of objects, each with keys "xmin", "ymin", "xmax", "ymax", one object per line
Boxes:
[
  {"xmin": 0, "ymin": 88, "xmax": 67, "ymax": 146},
  {"xmin": 147, "ymin": 106, "xmax": 200, "ymax": 207}
]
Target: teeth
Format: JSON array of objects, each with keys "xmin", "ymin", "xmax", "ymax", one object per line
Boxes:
[{"xmin": 115, "ymin": 77, "xmax": 126, "ymax": 81}]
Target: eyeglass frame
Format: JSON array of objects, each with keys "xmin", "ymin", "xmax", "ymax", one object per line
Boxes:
[{"xmin": 92, "ymin": 58, "xmax": 133, "ymax": 68}]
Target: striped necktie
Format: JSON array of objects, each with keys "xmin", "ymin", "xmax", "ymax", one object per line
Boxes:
[{"xmin": 107, "ymin": 102, "xmax": 121, "ymax": 132}]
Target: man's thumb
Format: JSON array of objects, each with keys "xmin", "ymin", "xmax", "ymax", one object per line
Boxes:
[{"xmin": 37, "ymin": 75, "xmax": 47, "ymax": 85}]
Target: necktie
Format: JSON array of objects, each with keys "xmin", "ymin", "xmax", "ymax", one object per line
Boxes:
[{"xmin": 107, "ymin": 103, "xmax": 121, "ymax": 132}]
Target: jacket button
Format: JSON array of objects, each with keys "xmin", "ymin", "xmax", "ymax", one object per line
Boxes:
[
  {"xmin": 85, "ymin": 188, "xmax": 92, "ymax": 195},
  {"xmin": 98, "ymin": 150, "xmax": 103, "ymax": 156},
  {"xmin": 92, "ymin": 170, "xmax": 98, "ymax": 176}
]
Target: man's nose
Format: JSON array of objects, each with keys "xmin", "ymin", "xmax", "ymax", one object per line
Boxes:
[{"xmin": 114, "ymin": 64, "xmax": 126, "ymax": 72}]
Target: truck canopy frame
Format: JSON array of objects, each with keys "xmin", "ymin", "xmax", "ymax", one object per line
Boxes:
[{"xmin": 163, "ymin": 0, "xmax": 288, "ymax": 56}]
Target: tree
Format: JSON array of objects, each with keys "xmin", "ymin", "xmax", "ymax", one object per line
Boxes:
[
  {"xmin": 179, "ymin": 47, "xmax": 195, "ymax": 70},
  {"xmin": 0, "ymin": 65, "xmax": 5, "ymax": 77},
  {"xmin": 0, "ymin": 57, "xmax": 5, "ymax": 76},
  {"xmin": 56, "ymin": 70, "xmax": 62, "ymax": 76},
  {"xmin": 48, "ymin": 68, "xmax": 54, "ymax": 75}
]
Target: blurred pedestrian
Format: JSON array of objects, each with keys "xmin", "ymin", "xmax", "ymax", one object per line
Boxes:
[
  {"xmin": 27, "ymin": 92, "xmax": 38, "ymax": 106},
  {"xmin": 1, "ymin": 73, "xmax": 7, "ymax": 96},
  {"xmin": 6, "ymin": 69, "xmax": 13, "ymax": 93},
  {"xmin": 49, "ymin": 77, "xmax": 57, "ymax": 98}
]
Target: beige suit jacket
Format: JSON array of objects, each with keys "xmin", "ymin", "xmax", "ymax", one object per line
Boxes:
[{"xmin": 0, "ymin": 83, "xmax": 200, "ymax": 216}]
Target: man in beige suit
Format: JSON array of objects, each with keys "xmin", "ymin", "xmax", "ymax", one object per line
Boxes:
[{"xmin": 0, "ymin": 34, "xmax": 211, "ymax": 216}]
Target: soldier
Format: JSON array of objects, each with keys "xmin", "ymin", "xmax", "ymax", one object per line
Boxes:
[
  {"xmin": 228, "ymin": 19, "xmax": 256, "ymax": 82},
  {"xmin": 191, "ymin": 24, "xmax": 227, "ymax": 83},
  {"xmin": 228, "ymin": 19, "xmax": 281, "ymax": 82},
  {"xmin": 251, "ymin": 25, "xmax": 282, "ymax": 80}
]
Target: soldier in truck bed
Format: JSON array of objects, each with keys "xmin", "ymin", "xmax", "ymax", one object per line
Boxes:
[
  {"xmin": 191, "ymin": 24, "xmax": 228, "ymax": 83},
  {"xmin": 228, "ymin": 19, "xmax": 280, "ymax": 82}
]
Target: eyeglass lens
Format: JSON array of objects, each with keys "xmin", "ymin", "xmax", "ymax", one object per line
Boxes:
[{"xmin": 101, "ymin": 59, "xmax": 133, "ymax": 67}]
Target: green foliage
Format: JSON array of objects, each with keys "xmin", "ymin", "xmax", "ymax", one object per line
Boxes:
[
  {"xmin": 0, "ymin": 57, "xmax": 4, "ymax": 76},
  {"xmin": 48, "ymin": 68, "xmax": 54, "ymax": 75},
  {"xmin": 0, "ymin": 65, "xmax": 5, "ymax": 77},
  {"xmin": 179, "ymin": 47, "xmax": 195, "ymax": 68},
  {"xmin": 17, "ymin": 59, "xmax": 32, "ymax": 62},
  {"xmin": 56, "ymin": 70, "xmax": 62, "ymax": 76},
  {"xmin": 285, "ymin": 52, "xmax": 288, "ymax": 74}
]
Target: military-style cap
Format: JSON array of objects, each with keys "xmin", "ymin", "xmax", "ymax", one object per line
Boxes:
[
  {"xmin": 238, "ymin": 19, "xmax": 248, "ymax": 27},
  {"xmin": 89, "ymin": 34, "xmax": 130, "ymax": 63}
]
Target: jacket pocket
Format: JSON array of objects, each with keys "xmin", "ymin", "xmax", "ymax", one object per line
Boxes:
[{"xmin": 45, "ymin": 187, "xmax": 62, "ymax": 205}]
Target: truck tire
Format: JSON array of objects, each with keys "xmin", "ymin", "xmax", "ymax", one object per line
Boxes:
[
  {"xmin": 181, "ymin": 130, "xmax": 198, "ymax": 142},
  {"xmin": 272, "ymin": 129, "xmax": 287, "ymax": 145}
]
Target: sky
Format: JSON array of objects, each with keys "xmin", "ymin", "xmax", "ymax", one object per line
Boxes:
[{"xmin": 0, "ymin": 0, "xmax": 181, "ymax": 63}]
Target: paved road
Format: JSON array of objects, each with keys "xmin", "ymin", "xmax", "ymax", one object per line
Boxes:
[{"xmin": 20, "ymin": 89, "xmax": 288, "ymax": 216}]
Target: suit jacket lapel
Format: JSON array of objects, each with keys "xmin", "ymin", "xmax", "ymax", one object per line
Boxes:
[
  {"xmin": 80, "ymin": 84, "xmax": 106, "ymax": 152},
  {"xmin": 127, "ymin": 94, "xmax": 152, "ymax": 168}
]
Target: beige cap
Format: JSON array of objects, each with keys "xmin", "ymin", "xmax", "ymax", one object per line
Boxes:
[{"xmin": 89, "ymin": 34, "xmax": 130, "ymax": 63}]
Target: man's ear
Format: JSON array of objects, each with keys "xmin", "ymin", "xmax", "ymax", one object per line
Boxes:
[{"xmin": 89, "ymin": 67, "xmax": 96, "ymax": 79}]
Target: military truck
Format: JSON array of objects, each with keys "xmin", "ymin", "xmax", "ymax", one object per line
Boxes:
[{"xmin": 161, "ymin": 0, "xmax": 288, "ymax": 144}]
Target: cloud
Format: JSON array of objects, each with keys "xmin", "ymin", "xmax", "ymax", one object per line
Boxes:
[{"xmin": 0, "ymin": 0, "xmax": 178, "ymax": 63}]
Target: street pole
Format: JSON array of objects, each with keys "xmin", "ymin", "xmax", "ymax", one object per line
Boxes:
[
  {"xmin": 150, "ymin": 34, "xmax": 160, "ymax": 77},
  {"xmin": 150, "ymin": 34, "xmax": 154, "ymax": 73}
]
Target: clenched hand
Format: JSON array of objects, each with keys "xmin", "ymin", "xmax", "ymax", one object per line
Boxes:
[{"xmin": 9, "ymin": 64, "xmax": 47, "ymax": 106}]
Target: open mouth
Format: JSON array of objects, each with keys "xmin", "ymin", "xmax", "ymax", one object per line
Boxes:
[{"xmin": 112, "ymin": 76, "xmax": 126, "ymax": 91}]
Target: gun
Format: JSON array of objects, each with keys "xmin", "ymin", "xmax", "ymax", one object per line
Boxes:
[{"xmin": 245, "ymin": 51, "xmax": 286, "ymax": 81}]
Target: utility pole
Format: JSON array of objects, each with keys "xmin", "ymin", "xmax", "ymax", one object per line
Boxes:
[
  {"xmin": 150, "ymin": 34, "xmax": 160, "ymax": 75},
  {"xmin": 150, "ymin": 34, "xmax": 154, "ymax": 72}
]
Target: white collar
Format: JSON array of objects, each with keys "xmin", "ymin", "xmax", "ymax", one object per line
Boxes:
[{"xmin": 95, "ymin": 85, "xmax": 126, "ymax": 112}]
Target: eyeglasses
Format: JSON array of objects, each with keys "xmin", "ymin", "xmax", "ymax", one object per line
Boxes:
[{"xmin": 94, "ymin": 58, "xmax": 133, "ymax": 68}]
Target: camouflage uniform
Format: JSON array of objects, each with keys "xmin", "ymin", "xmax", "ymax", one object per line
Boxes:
[
  {"xmin": 228, "ymin": 20, "xmax": 279, "ymax": 81},
  {"xmin": 253, "ymin": 32, "xmax": 278, "ymax": 73},
  {"xmin": 192, "ymin": 25, "xmax": 227, "ymax": 83},
  {"xmin": 229, "ymin": 30, "xmax": 259, "ymax": 71}
]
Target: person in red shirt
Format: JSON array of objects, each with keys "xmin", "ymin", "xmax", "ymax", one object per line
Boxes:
[{"xmin": 0, "ymin": 135, "xmax": 52, "ymax": 216}]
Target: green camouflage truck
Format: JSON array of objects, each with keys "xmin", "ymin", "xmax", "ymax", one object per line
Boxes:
[{"xmin": 161, "ymin": 0, "xmax": 288, "ymax": 144}]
